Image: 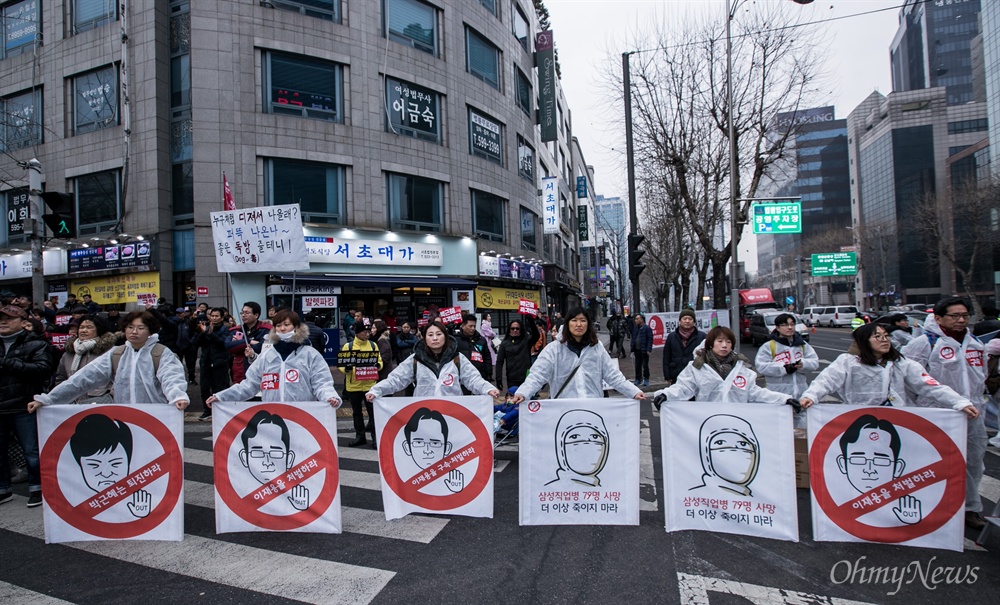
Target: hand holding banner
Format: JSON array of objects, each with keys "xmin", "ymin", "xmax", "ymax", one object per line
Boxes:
[{"xmin": 519, "ymin": 299, "xmax": 538, "ymax": 316}]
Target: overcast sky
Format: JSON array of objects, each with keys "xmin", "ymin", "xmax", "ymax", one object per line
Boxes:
[{"xmin": 546, "ymin": 0, "xmax": 903, "ymax": 271}]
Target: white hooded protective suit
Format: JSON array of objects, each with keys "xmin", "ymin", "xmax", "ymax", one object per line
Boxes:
[
  {"xmin": 653, "ymin": 354, "xmax": 788, "ymax": 404},
  {"xmin": 515, "ymin": 339, "xmax": 641, "ymax": 401}
]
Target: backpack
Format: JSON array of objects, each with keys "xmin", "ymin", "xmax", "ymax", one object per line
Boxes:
[{"xmin": 111, "ymin": 343, "xmax": 166, "ymax": 379}]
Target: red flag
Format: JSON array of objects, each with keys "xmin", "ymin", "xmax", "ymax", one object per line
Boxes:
[{"xmin": 223, "ymin": 173, "xmax": 236, "ymax": 211}]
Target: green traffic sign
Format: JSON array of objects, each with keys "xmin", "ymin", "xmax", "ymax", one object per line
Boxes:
[
  {"xmin": 751, "ymin": 201, "xmax": 801, "ymax": 234},
  {"xmin": 811, "ymin": 252, "xmax": 858, "ymax": 277}
]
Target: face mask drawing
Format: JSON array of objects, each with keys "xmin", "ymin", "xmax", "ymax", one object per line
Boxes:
[
  {"xmin": 547, "ymin": 410, "xmax": 610, "ymax": 488},
  {"xmin": 692, "ymin": 415, "xmax": 760, "ymax": 496}
]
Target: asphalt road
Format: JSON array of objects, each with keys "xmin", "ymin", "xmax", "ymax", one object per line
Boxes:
[{"xmin": 2, "ymin": 327, "xmax": 998, "ymax": 604}]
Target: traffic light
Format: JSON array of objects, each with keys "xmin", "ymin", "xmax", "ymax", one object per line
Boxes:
[
  {"xmin": 628, "ymin": 233, "xmax": 646, "ymax": 281},
  {"xmin": 40, "ymin": 192, "xmax": 76, "ymax": 239}
]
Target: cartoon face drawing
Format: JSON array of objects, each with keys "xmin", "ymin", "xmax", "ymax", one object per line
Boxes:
[
  {"xmin": 70, "ymin": 414, "xmax": 134, "ymax": 493},
  {"xmin": 692, "ymin": 415, "xmax": 760, "ymax": 497},
  {"xmin": 239, "ymin": 411, "xmax": 296, "ymax": 485},
  {"xmin": 547, "ymin": 410, "xmax": 610, "ymax": 488},
  {"xmin": 402, "ymin": 408, "xmax": 452, "ymax": 470},
  {"xmin": 837, "ymin": 414, "xmax": 905, "ymax": 494}
]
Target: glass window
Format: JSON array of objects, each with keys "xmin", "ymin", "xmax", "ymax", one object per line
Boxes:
[
  {"xmin": 73, "ymin": 65, "xmax": 118, "ymax": 134},
  {"xmin": 520, "ymin": 206, "xmax": 537, "ymax": 251},
  {"xmin": 517, "ymin": 135, "xmax": 534, "ymax": 181},
  {"xmin": 511, "ymin": 2, "xmax": 529, "ymax": 50},
  {"xmin": 172, "ymin": 162, "xmax": 194, "ymax": 223},
  {"xmin": 515, "ymin": 68, "xmax": 531, "ymax": 115},
  {"xmin": 264, "ymin": 52, "xmax": 343, "ymax": 122},
  {"xmin": 473, "ymin": 190, "xmax": 505, "ymax": 242},
  {"xmin": 385, "ymin": 76, "xmax": 440, "ymax": 143},
  {"xmin": 387, "ymin": 172, "xmax": 443, "ymax": 232},
  {"xmin": 173, "ymin": 228, "xmax": 195, "ymax": 271},
  {"xmin": 169, "ymin": 6, "xmax": 191, "ymax": 111},
  {"xmin": 270, "ymin": 0, "xmax": 340, "ymax": 22},
  {"xmin": 466, "ymin": 28, "xmax": 500, "ymax": 89},
  {"xmin": 480, "ymin": 0, "xmax": 497, "ymax": 16},
  {"xmin": 75, "ymin": 170, "xmax": 120, "ymax": 234},
  {"xmin": 74, "ymin": 0, "xmax": 117, "ymax": 34},
  {"xmin": 266, "ymin": 158, "xmax": 346, "ymax": 225},
  {"xmin": 947, "ymin": 118, "xmax": 988, "ymax": 135},
  {"xmin": 2, "ymin": 0, "xmax": 39, "ymax": 59},
  {"xmin": 469, "ymin": 108, "xmax": 503, "ymax": 164},
  {"xmin": 2, "ymin": 188, "xmax": 30, "ymax": 247},
  {"xmin": 385, "ymin": 0, "xmax": 437, "ymax": 55},
  {"xmin": 0, "ymin": 88, "xmax": 42, "ymax": 151}
]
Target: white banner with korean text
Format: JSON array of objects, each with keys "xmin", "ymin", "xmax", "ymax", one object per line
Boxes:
[
  {"xmin": 808, "ymin": 405, "xmax": 967, "ymax": 551},
  {"xmin": 305, "ymin": 236, "xmax": 442, "ymax": 266},
  {"xmin": 38, "ymin": 404, "xmax": 184, "ymax": 543},
  {"xmin": 541, "ymin": 176, "xmax": 559, "ymax": 235},
  {"xmin": 374, "ymin": 396, "xmax": 494, "ymax": 520},
  {"xmin": 212, "ymin": 401, "xmax": 342, "ymax": 534},
  {"xmin": 662, "ymin": 402, "xmax": 798, "ymax": 541},
  {"xmin": 210, "ymin": 204, "xmax": 308, "ymax": 272},
  {"xmin": 519, "ymin": 398, "xmax": 640, "ymax": 525}
]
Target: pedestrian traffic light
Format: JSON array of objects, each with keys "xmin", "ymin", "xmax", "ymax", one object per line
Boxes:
[
  {"xmin": 40, "ymin": 192, "xmax": 76, "ymax": 239},
  {"xmin": 628, "ymin": 233, "xmax": 646, "ymax": 281}
]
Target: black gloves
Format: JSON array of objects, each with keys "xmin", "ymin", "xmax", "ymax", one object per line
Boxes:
[
  {"xmin": 785, "ymin": 398, "xmax": 802, "ymax": 413},
  {"xmin": 784, "ymin": 363, "xmax": 797, "ymax": 374},
  {"xmin": 653, "ymin": 393, "xmax": 666, "ymax": 411}
]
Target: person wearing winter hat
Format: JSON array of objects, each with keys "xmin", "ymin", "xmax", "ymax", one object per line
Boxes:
[{"xmin": 662, "ymin": 308, "xmax": 705, "ymax": 385}]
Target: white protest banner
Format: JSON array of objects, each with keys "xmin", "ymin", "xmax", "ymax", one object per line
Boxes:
[
  {"xmin": 808, "ymin": 405, "xmax": 967, "ymax": 551},
  {"xmin": 519, "ymin": 398, "xmax": 639, "ymax": 525},
  {"xmin": 662, "ymin": 401, "xmax": 798, "ymax": 541},
  {"xmin": 38, "ymin": 404, "xmax": 184, "ymax": 543},
  {"xmin": 646, "ymin": 311, "xmax": 730, "ymax": 349},
  {"xmin": 375, "ymin": 396, "xmax": 494, "ymax": 520},
  {"xmin": 439, "ymin": 306, "xmax": 463, "ymax": 324},
  {"xmin": 212, "ymin": 401, "xmax": 341, "ymax": 534},
  {"xmin": 519, "ymin": 298, "xmax": 538, "ymax": 316},
  {"xmin": 210, "ymin": 204, "xmax": 308, "ymax": 272},
  {"xmin": 136, "ymin": 292, "xmax": 157, "ymax": 307}
]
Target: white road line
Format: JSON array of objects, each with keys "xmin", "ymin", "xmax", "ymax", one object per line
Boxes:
[
  {"xmin": 0, "ymin": 497, "xmax": 395, "ymax": 605},
  {"xmin": 810, "ymin": 344, "xmax": 849, "ymax": 353},
  {"xmin": 980, "ymin": 474, "xmax": 1000, "ymax": 503},
  {"xmin": 182, "ymin": 481, "xmax": 447, "ymax": 544},
  {"xmin": 677, "ymin": 572, "xmax": 877, "ymax": 605},
  {"xmin": 0, "ymin": 581, "xmax": 75, "ymax": 605}
]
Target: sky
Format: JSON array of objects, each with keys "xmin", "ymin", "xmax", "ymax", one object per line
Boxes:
[{"xmin": 545, "ymin": 0, "xmax": 903, "ymax": 272}]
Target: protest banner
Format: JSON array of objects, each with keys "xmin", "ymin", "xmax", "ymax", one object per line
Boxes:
[
  {"xmin": 375, "ymin": 396, "xmax": 493, "ymax": 520},
  {"xmin": 38, "ymin": 404, "xmax": 184, "ymax": 543},
  {"xmin": 137, "ymin": 292, "xmax": 157, "ymax": 307},
  {"xmin": 210, "ymin": 203, "xmax": 308, "ymax": 272},
  {"xmin": 661, "ymin": 402, "xmax": 798, "ymax": 541},
  {"xmin": 519, "ymin": 398, "xmax": 639, "ymax": 525},
  {"xmin": 646, "ymin": 311, "xmax": 729, "ymax": 348},
  {"xmin": 518, "ymin": 298, "xmax": 538, "ymax": 316},
  {"xmin": 213, "ymin": 402, "xmax": 341, "ymax": 534},
  {"xmin": 439, "ymin": 306, "xmax": 463, "ymax": 324},
  {"xmin": 808, "ymin": 405, "xmax": 967, "ymax": 551}
]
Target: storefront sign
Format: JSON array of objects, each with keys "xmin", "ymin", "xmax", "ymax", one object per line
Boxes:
[
  {"xmin": 301, "ymin": 296, "xmax": 337, "ymax": 311},
  {"xmin": 67, "ymin": 242, "xmax": 153, "ymax": 274},
  {"xmin": 265, "ymin": 284, "xmax": 340, "ymax": 296},
  {"xmin": 7, "ymin": 189, "xmax": 28, "ymax": 238},
  {"xmin": 71, "ymin": 272, "xmax": 161, "ymax": 305},
  {"xmin": 306, "ymin": 237, "xmax": 442, "ymax": 267},
  {"xmin": 478, "ymin": 256, "xmax": 544, "ymax": 284},
  {"xmin": 541, "ymin": 177, "xmax": 558, "ymax": 235},
  {"xmin": 474, "ymin": 286, "xmax": 540, "ymax": 310},
  {"xmin": 0, "ymin": 250, "xmax": 67, "ymax": 281}
]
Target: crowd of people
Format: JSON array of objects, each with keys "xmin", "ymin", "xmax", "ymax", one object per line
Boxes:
[{"xmin": 1, "ymin": 291, "xmax": 998, "ymax": 531}]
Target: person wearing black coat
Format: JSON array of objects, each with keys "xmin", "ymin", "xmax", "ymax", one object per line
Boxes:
[
  {"xmin": 662, "ymin": 309, "xmax": 706, "ymax": 384},
  {"xmin": 455, "ymin": 314, "xmax": 491, "ymax": 390},
  {"xmin": 197, "ymin": 308, "xmax": 232, "ymax": 420},
  {"xmin": 973, "ymin": 306, "xmax": 1000, "ymax": 337},
  {"xmin": 494, "ymin": 315, "xmax": 540, "ymax": 391}
]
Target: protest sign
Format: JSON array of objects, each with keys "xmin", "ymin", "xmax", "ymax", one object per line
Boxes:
[
  {"xmin": 808, "ymin": 405, "xmax": 967, "ymax": 551},
  {"xmin": 375, "ymin": 396, "xmax": 493, "ymax": 520},
  {"xmin": 439, "ymin": 306, "xmax": 463, "ymax": 324},
  {"xmin": 662, "ymin": 402, "xmax": 798, "ymax": 541},
  {"xmin": 210, "ymin": 204, "xmax": 308, "ymax": 272},
  {"xmin": 38, "ymin": 404, "xmax": 184, "ymax": 543},
  {"xmin": 519, "ymin": 398, "xmax": 639, "ymax": 525},
  {"xmin": 213, "ymin": 402, "xmax": 341, "ymax": 534},
  {"xmin": 518, "ymin": 299, "xmax": 538, "ymax": 316}
]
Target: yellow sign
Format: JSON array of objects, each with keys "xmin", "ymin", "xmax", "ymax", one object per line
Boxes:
[
  {"xmin": 71, "ymin": 272, "xmax": 161, "ymax": 305},
  {"xmin": 475, "ymin": 286, "xmax": 540, "ymax": 310}
]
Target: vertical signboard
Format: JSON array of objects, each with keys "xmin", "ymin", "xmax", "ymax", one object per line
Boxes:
[
  {"xmin": 541, "ymin": 177, "xmax": 559, "ymax": 235},
  {"xmin": 7, "ymin": 189, "xmax": 28, "ymax": 239},
  {"xmin": 578, "ymin": 205, "xmax": 589, "ymax": 242},
  {"xmin": 536, "ymin": 31, "xmax": 557, "ymax": 142}
]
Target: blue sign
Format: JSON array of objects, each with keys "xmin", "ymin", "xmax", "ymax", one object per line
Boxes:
[
  {"xmin": 322, "ymin": 328, "xmax": 340, "ymax": 363},
  {"xmin": 785, "ymin": 296, "xmax": 795, "ymax": 305},
  {"xmin": 576, "ymin": 176, "xmax": 588, "ymax": 199}
]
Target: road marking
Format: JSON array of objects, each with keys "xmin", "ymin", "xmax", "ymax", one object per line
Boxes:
[
  {"xmin": 810, "ymin": 344, "xmax": 849, "ymax": 353},
  {"xmin": 0, "ymin": 581, "xmax": 74, "ymax": 605},
  {"xmin": 640, "ymin": 418, "xmax": 657, "ymax": 511},
  {"xmin": 981, "ymin": 474, "xmax": 1000, "ymax": 503},
  {"xmin": 0, "ymin": 496, "xmax": 395, "ymax": 605},
  {"xmin": 677, "ymin": 572, "xmax": 877, "ymax": 605},
  {"xmin": 183, "ymin": 480, "xmax": 447, "ymax": 543}
]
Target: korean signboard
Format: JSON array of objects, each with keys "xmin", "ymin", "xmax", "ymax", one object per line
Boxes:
[
  {"xmin": 67, "ymin": 241, "xmax": 153, "ymax": 274},
  {"xmin": 306, "ymin": 236, "xmax": 443, "ymax": 267},
  {"xmin": 386, "ymin": 77, "xmax": 438, "ymax": 141},
  {"xmin": 70, "ymin": 272, "xmax": 161, "ymax": 306},
  {"xmin": 751, "ymin": 201, "xmax": 802, "ymax": 234},
  {"xmin": 474, "ymin": 286, "xmax": 540, "ymax": 310},
  {"xmin": 810, "ymin": 252, "xmax": 858, "ymax": 277},
  {"xmin": 541, "ymin": 177, "xmax": 558, "ymax": 235},
  {"xmin": 578, "ymin": 205, "xmax": 589, "ymax": 242},
  {"xmin": 477, "ymin": 256, "xmax": 543, "ymax": 283},
  {"xmin": 469, "ymin": 109, "xmax": 502, "ymax": 164},
  {"xmin": 7, "ymin": 189, "xmax": 28, "ymax": 238},
  {"xmin": 536, "ymin": 31, "xmax": 557, "ymax": 142}
]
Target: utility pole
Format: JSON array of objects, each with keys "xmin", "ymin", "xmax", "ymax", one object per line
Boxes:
[
  {"xmin": 796, "ymin": 256, "xmax": 804, "ymax": 314},
  {"xmin": 725, "ymin": 0, "xmax": 741, "ymax": 347},
  {"xmin": 26, "ymin": 158, "xmax": 45, "ymax": 305},
  {"xmin": 622, "ymin": 51, "xmax": 641, "ymax": 314}
]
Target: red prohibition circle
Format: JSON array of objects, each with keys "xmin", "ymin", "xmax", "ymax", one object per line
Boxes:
[
  {"xmin": 378, "ymin": 399, "xmax": 493, "ymax": 510},
  {"xmin": 810, "ymin": 406, "xmax": 965, "ymax": 543},
  {"xmin": 214, "ymin": 403, "xmax": 338, "ymax": 530},
  {"xmin": 40, "ymin": 406, "xmax": 183, "ymax": 539}
]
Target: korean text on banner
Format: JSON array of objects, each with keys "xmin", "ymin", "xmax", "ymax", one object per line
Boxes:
[
  {"xmin": 808, "ymin": 405, "xmax": 967, "ymax": 552},
  {"xmin": 541, "ymin": 176, "xmax": 559, "ymax": 235},
  {"xmin": 212, "ymin": 401, "xmax": 341, "ymax": 534},
  {"xmin": 661, "ymin": 401, "xmax": 798, "ymax": 541},
  {"xmin": 439, "ymin": 306, "xmax": 463, "ymax": 324},
  {"xmin": 210, "ymin": 204, "xmax": 308, "ymax": 272},
  {"xmin": 518, "ymin": 299, "xmax": 538, "ymax": 316},
  {"xmin": 375, "ymin": 396, "xmax": 494, "ymax": 520},
  {"xmin": 519, "ymin": 398, "xmax": 640, "ymax": 525},
  {"xmin": 38, "ymin": 404, "xmax": 184, "ymax": 544}
]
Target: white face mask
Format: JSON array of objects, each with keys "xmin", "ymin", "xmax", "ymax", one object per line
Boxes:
[
  {"xmin": 711, "ymin": 448, "xmax": 757, "ymax": 484},
  {"xmin": 277, "ymin": 330, "xmax": 295, "ymax": 342},
  {"xmin": 564, "ymin": 441, "xmax": 607, "ymax": 476}
]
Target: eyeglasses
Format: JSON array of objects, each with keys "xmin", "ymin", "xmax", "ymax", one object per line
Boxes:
[
  {"xmin": 870, "ymin": 334, "xmax": 891, "ymax": 342},
  {"xmin": 126, "ymin": 324, "xmax": 149, "ymax": 332},
  {"xmin": 847, "ymin": 455, "xmax": 892, "ymax": 467},
  {"xmin": 944, "ymin": 313, "xmax": 970, "ymax": 320},
  {"xmin": 509, "ymin": 327, "xmax": 521, "ymax": 331},
  {"xmin": 248, "ymin": 450, "xmax": 286, "ymax": 460}
]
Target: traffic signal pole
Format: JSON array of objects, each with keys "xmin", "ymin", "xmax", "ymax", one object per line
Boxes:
[
  {"xmin": 26, "ymin": 158, "xmax": 45, "ymax": 305},
  {"xmin": 623, "ymin": 51, "xmax": 641, "ymax": 313}
]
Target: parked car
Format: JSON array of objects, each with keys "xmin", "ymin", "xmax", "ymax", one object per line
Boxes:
[
  {"xmin": 815, "ymin": 305, "xmax": 860, "ymax": 328},
  {"xmin": 747, "ymin": 311, "xmax": 811, "ymax": 346},
  {"xmin": 803, "ymin": 306, "xmax": 824, "ymax": 327}
]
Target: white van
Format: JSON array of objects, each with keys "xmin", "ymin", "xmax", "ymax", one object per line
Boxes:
[
  {"xmin": 816, "ymin": 305, "xmax": 860, "ymax": 327},
  {"xmin": 803, "ymin": 307, "xmax": 824, "ymax": 327}
]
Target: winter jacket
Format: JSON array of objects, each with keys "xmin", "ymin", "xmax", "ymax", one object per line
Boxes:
[
  {"xmin": 495, "ymin": 317, "xmax": 539, "ymax": 389},
  {"xmin": 229, "ymin": 320, "xmax": 272, "ymax": 382},
  {"xmin": 901, "ymin": 315, "xmax": 987, "ymax": 407},
  {"xmin": 376, "ymin": 331, "xmax": 396, "ymax": 380},
  {"xmin": 55, "ymin": 332, "xmax": 118, "ymax": 400},
  {"xmin": 199, "ymin": 323, "xmax": 232, "ymax": 370},
  {"xmin": 395, "ymin": 331, "xmax": 417, "ymax": 362},
  {"xmin": 338, "ymin": 336, "xmax": 382, "ymax": 392},
  {"xmin": 213, "ymin": 324, "xmax": 338, "ymax": 404},
  {"xmin": 515, "ymin": 339, "xmax": 642, "ymax": 400},
  {"xmin": 631, "ymin": 323, "xmax": 653, "ymax": 352},
  {"xmin": 973, "ymin": 315, "xmax": 1000, "ymax": 337},
  {"xmin": 754, "ymin": 332, "xmax": 820, "ymax": 399},
  {"xmin": 654, "ymin": 352, "xmax": 787, "ymax": 404},
  {"xmin": 455, "ymin": 329, "xmax": 491, "ymax": 380},
  {"xmin": 369, "ymin": 338, "xmax": 493, "ymax": 398},
  {"xmin": 0, "ymin": 331, "xmax": 54, "ymax": 413},
  {"xmin": 36, "ymin": 334, "xmax": 188, "ymax": 407},
  {"xmin": 662, "ymin": 328, "xmax": 705, "ymax": 382},
  {"xmin": 305, "ymin": 321, "xmax": 325, "ymax": 354},
  {"xmin": 801, "ymin": 353, "xmax": 973, "ymax": 411}
]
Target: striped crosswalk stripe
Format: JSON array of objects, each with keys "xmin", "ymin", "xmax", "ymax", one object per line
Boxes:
[
  {"xmin": 0, "ymin": 496, "xmax": 395, "ymax": 605},
  {"xmin": 0, "ymin": 580, "xmax": 74, "ymax": 605}
]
